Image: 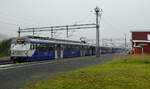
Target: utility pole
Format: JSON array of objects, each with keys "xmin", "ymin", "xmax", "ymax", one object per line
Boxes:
[
  {"xmin": 95, "ymin": 6, "xmax": 102, "ymax": 57},
  {"xmin": 18, "ymin": 27, "xmax": 21, "ymax": 37},
  {"xmin": 125, "ymin": 34, "xmax": 127, "ymax": 49},
  {"xmin": 66, "ymin": 25, "xmax": 69, "ymax": 38},
  {"xmin": 32, "ymin": 28, "xmax": 35, "ymax": 36},
  {"xmin": 51, "ymin": 27, "xmax": 53, "ymax": 38}
]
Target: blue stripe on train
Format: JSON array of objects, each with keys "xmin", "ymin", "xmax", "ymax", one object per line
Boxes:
[
  {"xmin": 63, "ymin": 50, "xmax": 81, "ymax": 58},
  {"xmin": 92, "ymin": 51, "xmax": 96, "ymax": 55},
  {"xmin": 85, "ymin": 49, "xmax": 90, "ymax": 56},
  {"xmin": 72, "ymin": 50, "xmax": 81, "ymax": 57},
  {"xmin": 27, "ymin": 50, "xmax": 55, "ymax": 61},
  {"xmin": 63, "ymin": 50, "xmax": 72, "ymax": 58}
]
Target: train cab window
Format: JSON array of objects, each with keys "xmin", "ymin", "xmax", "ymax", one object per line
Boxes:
[
  {"xmin": 30, "ymin": 44, "xmax": 34, "ymax": 50},
  {"xmin": 33, "ymin": 44, "xmax": 36, "ymax": 49},
  {"xmin": 35, "ymin": 44, "xmax": 38, "ymax": 49}
]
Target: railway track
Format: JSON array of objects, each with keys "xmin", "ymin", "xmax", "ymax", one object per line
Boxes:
[{"xmin": 0, "ymin": 60, "xmax": 13, "ymax": 65}]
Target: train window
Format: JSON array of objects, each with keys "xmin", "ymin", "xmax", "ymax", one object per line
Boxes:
[
  {"xmin": 84, "ymin": 46, "xmax": 88, "ymax": 49},
  {"xmin": 71, "ymin": 46, "xmax": 80, "ymax": 50},
  {"xmin": 30, "ymin": 44, "xmax": 33, "ymax": 50},
  {"xmin": 36, "ymin": 44, "xmax": 38, "ymax": 49},
  {"xmin": 63, "ymin": 45, "xmax": 71, "ymax": 50},
  {"xmin": 64, "ymin": 46, "xmax": 68, "ymax": 50},
  {"xmin": 38, "ymin": 44, "xmax": 44, "ymax": 50},
  {"xmin": 43, "ymin": 44, "xmax": 48, "ymax": 50},
  {"xmin": 45, "ymin": 44, "xmax": 49, "ymax": 50},
  {"xmin": 48, "ymin": 45, "xmax": 54, "ymax": 50},
  {"xmin": 36, "ymin": 44, "xmax": 54, "ymax": 51},
  {"xmin": 33, "ymin": 44, "xmax": 36, "ymax": 49},
  {"xmin": 63, "ymin": 46, "xmax": 66, "ymax": 49},
  {"xmin": 77, "ymin": 46, "xmax": 81, "ymax": 50}
]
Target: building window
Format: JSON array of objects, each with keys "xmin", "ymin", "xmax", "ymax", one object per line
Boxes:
[{"xmin": 148, "ymin": 34, "xmax": 150, "ymax": 40}]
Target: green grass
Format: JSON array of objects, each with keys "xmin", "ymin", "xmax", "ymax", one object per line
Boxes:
[
  {"xmin": 24, "ymin": 55, "xmax": 150, "ymax": 89},
  {"xmin": 0, "ymin": 56, "xmax": 10, "ymax": 61}
]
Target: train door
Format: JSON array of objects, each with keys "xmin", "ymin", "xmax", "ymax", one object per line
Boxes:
[
  {"xmin": 55, "ymin": 44, "xmax": 61, "ymax": 59},
  {"xmin": 81, "ymin": 46, "xmax": 84, "ymax": 56},
  {"xmin": 89, "ymin": 46, "xmax": 93, "ymax": 56},
  {"xmin": 92, "ymin": 47, "xmax": 96, "ymax": 55}
]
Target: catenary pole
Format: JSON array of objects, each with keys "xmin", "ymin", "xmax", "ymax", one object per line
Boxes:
[
  {"xmin": 95, "ymin": 6, "xmax": 102, "ymax": 57},
  {"xmin": 18, "ymin": 27, "xmax": 21, "ymax": 37}
]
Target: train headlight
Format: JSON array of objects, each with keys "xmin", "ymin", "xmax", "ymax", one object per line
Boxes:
[{"xmin": 25, "ymin": 51, "xmax": 28, "ymax": 54}]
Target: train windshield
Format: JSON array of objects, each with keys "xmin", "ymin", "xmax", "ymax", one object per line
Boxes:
[{"xmin": 11, "ymin": 43, "xmax": 30, "ymax": 50}]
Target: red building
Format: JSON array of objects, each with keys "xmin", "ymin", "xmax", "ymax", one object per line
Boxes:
[{"xmin": 131, "ymin": 31, "xmax": 150, "ymax": 54}]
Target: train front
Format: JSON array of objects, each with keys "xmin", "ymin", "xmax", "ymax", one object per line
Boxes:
[{"xmin": 10, "ymin": 38, "xmax": 30, "ymax": 62}]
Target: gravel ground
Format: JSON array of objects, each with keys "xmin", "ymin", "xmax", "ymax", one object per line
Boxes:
[{"xmin": 0, "ymin": 53, "xmax": 127, "ymax": 89}]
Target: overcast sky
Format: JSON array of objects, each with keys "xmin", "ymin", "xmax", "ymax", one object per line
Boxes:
[{"xmin": 0, "ymin": 0, "xmax": 150, "ymax": 41}]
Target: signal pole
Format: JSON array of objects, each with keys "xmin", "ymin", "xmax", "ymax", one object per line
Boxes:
[{"xmin": 95, "ymin": 6, "xmax": 102, "ymax": 57}]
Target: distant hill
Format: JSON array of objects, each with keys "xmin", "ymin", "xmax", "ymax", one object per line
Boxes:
[{"xmin": 0, "ymin": 33, "xmax": 10, "ymax": 41}]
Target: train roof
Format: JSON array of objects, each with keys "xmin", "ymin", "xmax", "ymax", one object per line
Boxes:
[
  {"xmin": 12, "ymin": 36, "xmax": 95, "ymax": 46},
  {"xmin": 26, "ymin": 36, "xmax": 83, "ymax": 43}
]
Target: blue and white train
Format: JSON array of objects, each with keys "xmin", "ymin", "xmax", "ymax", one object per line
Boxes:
[{"xmin": 10, "ymin": 36, "xmax": 122, "ymax": 62}]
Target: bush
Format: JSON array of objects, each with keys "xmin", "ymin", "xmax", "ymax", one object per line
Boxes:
[{"xmin": 0, "ymin": 39, "xmax": 12, "ymax": 57}]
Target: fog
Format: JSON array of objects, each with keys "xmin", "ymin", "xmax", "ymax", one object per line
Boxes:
[{"xmin": 0, "ymin": 0, "xmax": 150, "ymax": 42}]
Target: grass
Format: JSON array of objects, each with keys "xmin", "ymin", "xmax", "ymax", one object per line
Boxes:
[
  {"xmin": 24, "ymin": 55, "xmax": 150, "ymax": 89},
  {"xmin": 0, "ymin": 56, "xmax": 10, "ymax": 61}
]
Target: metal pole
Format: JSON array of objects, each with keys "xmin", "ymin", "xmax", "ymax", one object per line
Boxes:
[
  {"xmin": 125, "ymin": 34, "xmax": 127, "ymax": 49},
  {"xmin": 95, "ymin": 6, "xmax": 101, "ymax": 57},
  {"xmin": 18, "ymin": 27, "xmax": 21, "ymax": 38},
  {"xmin": 33, "ymin": 28, "xmax": 35, "ymax": 36},
  {"xmin": 124, "ymin": 34, "xmax": 127, "ymax": 53},
  {"xmin": 51, "ymin": 27, "xmax": 53, "ymax": 38},
  {"xmin": 66, "ymin": 25, "xmax": 69, "ymax": 38}
]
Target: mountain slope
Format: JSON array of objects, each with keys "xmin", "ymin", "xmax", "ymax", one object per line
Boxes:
[{"xmin": 0, "ymin": 39, "xmax": 12, "ymax": 57}]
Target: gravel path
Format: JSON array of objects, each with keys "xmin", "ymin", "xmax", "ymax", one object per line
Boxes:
[{"xmin": 0, "ymin": 53, "xmax": 126, "ymax": 89}]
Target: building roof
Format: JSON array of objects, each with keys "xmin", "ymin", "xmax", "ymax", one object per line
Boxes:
[
  {"xmin": 132, "ymin": 40, "xmax": 150, "ymax": 43},
  {"xmin": 130, "ymin": 30, "xmax": 150, "ymax": 33}
]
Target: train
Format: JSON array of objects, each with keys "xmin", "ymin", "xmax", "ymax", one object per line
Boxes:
[{"xmin": 10, "ymin": 36, "xmax": 122, "ymax": 63}]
